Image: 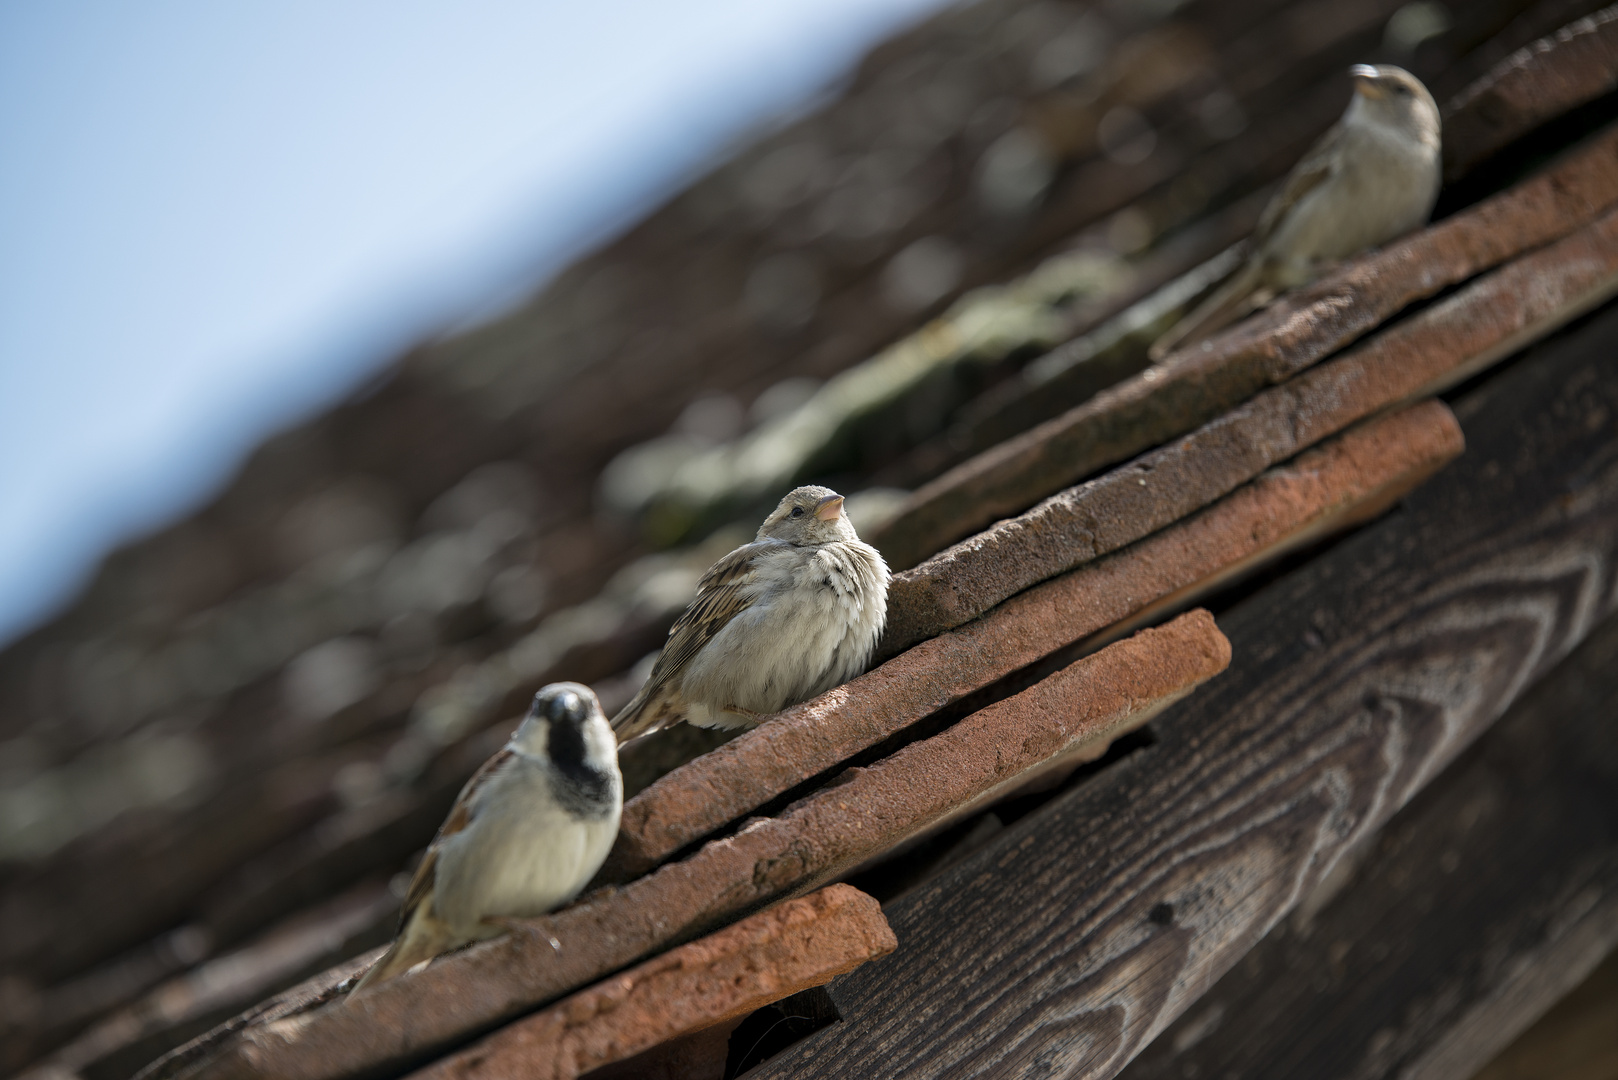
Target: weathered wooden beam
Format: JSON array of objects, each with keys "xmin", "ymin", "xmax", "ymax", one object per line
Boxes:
[
  {"xmin": 144, "ymin": 612, "xmax": 1229, "ymax": 1080},
  {"xmin": 606, "ymin": 400, "xmax": 1463, "ymax": 881},
  {"xmin": 746, "ymin": 268, "xmax": 1618, "ymax": 1079},
  {"xmin": 873, "ymin": 119, "xmax": 1618, "ymax": 573},
  {"xmin": 406, "ymin": 885, "xmax": 893, "ymax": 1080},
  {"xmin": 1469, "ymin": 949, "xmax": 1618, "ymax": 1080},
  {"xmin": 1116, "ymin": 610, "xmax": 1618, "ymax": 1080}
]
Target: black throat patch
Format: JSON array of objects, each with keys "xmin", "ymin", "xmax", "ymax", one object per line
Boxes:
[{"xmin": 545, "ymin": 720, "xmax": 619, "ymax": 820}]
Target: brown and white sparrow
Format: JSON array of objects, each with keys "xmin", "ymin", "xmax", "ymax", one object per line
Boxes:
[
  {"xmin": 352, "ymin": 683, "xmax": 621, "ymax": 991},
  {"xmin": 611, "ymin": 486, "xmax": 890, "ymax": 743},
  {"xmin": 1150, "ymin": 64, "xmax": 1441, "ymax": 359}
]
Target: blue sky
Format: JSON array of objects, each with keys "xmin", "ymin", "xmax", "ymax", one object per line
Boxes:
[{"xmin": 0, "ymin": 0, "xmax": 951, "ymax": 647}]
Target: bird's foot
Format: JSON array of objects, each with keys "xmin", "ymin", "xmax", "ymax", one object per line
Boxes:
[{"xmin": 723, "ymin": 705, "xmax": 764, "ymax": 721}]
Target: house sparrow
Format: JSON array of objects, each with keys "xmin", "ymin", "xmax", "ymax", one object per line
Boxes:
[
  {"xmin": 611, "ymin": 486, "xmax": 890, "ymax": 742},
  {"xmin": 1150, "ymin": 65, "xmax": 1441, "ymax": 360},
  {"xmin": 352, "ymin": 683, "xmax": 621, "ymax": 991}
]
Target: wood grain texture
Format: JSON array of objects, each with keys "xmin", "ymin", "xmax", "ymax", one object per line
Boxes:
[
  {"xmin": 1117, "ymin": 609, "xmax": 1618, "ymax": 1080},
  {"xmin": 748, "ymin": 282, "xmax": 1618, "ymax": 1079},
  {"xmin": 147, "ymin": 615, "xmax": 1228, "ymax": 1080},
  {"xmin": 1470, "ymin": 948, "xmax": 1618, "ymax": 1080}
]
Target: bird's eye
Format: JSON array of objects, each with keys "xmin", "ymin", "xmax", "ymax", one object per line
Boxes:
[
  {"xmin": 1393, "ymin": 84, "xmax": 1411, "ymax": 96},
  {"xmin": 790, "ymin": 506, "xmax": 805, "ymax": 518}
]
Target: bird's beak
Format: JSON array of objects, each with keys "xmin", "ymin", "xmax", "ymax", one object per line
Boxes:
[
  {"xmin": 815, "ymin": 494, "xmax": 845, "ymax": 521},
  {"xmin": 1349, "ymin": 64, "xmax": 1384, "ymax": 99}
]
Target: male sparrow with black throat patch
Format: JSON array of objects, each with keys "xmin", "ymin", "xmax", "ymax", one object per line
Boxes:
[{"xmin": 352, "ymin": 683, "xmax": 621, "ymax": 991}]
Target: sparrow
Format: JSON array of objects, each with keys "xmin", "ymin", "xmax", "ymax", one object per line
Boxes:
[
  {"xmin": 1150, "ymin": 64, "xmax": 1441, "ymax": 360},
  {"xmin": 611, "ymin": 486, "xmax": 890, "ymax": 742},
  {"xmin": 352, "ymin": 683, "xmax": 621, "ymax": 991}
]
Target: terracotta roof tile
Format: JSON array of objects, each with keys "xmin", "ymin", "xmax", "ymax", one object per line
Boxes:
[
  {"xmin": 881, "ymin": 200, "xmax": 1618, "ymax": 652},
  {"xmin": 607, "ymin": 399, "xmax": 1463, "ymax": 879},
  {"xmin": 1444, "ymin": 5, "xmax": 1618, "ymax": 181},
  {"xmin": 174, "ymin": 611, "xmax": 1227, "ymax": 1080},
  {"xmin": 407, "ymin": 884, "xmax": 893, "ymax": 1080},
  {"xmin": 873, "ymin": 122, "xmax": 1618, "ymax": 571}
]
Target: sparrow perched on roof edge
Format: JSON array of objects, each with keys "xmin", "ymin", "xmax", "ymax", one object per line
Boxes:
[
  {"xmin": 351, "ymin": 683, "xmax": 621, "ymax": 992},
  {"xmin": 1149, "ymin": 64, "xmax": 1442, "ymax": 360},
  {"xmin": 611, "ymin": 486, "xmax": 890, "ymax": 743}
]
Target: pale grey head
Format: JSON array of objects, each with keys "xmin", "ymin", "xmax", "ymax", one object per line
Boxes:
[
  {"xmin": 1346, "ymin": 64, "xmax": 1440, "ymax": 148},
  {"xmin": 756, "ymin": 485, "xmax": 859, "ymax": 546}
]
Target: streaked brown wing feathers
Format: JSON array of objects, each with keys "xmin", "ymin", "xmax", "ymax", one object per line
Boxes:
[
  {"xmin": 610, "ymin": 542, "xmax": 767, "ymax": 737},
  {"xmin": 656, "ymin": 559, "xmax": 758, "ymax": 674},
  {"xmin": 1254, "ymin": 122, "xmax": 1342, "ymax": 248},
  {"xmin": 397, "ymin": 747, "xmax": 513, "ymax": 927}
]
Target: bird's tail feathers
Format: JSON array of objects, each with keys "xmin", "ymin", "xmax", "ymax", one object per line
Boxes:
[
  {"xmin": 1148, "ymin": 260, "xmax": 1267, "ymax": 361},
  {"xmin": 350, "ymin": 907, "xmax": 459, "ymax": 995},
  {"xmin": 610, "ymin": 689, "xmax": 672, "ymax": 744}
]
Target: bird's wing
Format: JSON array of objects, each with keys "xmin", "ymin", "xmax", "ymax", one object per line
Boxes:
[
  {"xmin": 610, "ymin": 543, "xmax": 767, "ymax": 740},
  {"xmin": 397, "ymin": 748, "xmax": 514, "ymax": 927},
  {"xmin": 1150, "ymin": 123, "xmax": 1345, "ymax": 361},
  {"xmin": 1252, "ymin": 121, "xmax": 1344, "ymax": 248}
]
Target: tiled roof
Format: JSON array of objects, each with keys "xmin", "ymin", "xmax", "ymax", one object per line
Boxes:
[{"xmin": 8, "ymin": 1, "xmax": 1618, "ymax": 1078}]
